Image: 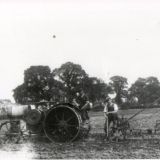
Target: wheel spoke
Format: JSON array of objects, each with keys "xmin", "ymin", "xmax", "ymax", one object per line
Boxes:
[
  {"xmin": 51, "ymin": 129, "xmax": 58, "ymax": 135},
  {"xmin": 67, "ymin": 124, "xmax": 78, "ymax": 128},
  {"xmin": 54, "ymin": 110, "xmax": 60, "ymax": 122},
  {"xmin": 66, "ymin": 116, "xmax": 75, "ymax": 122},
  {"xmin": 62, "ymin": 112, "xmax": 65, "ymax": 121},
  {"xmin": 64, "ymin": 127, "xmax": 73, "ymax": 139},
  {"xmin": 49, "ymin": 123, "xmax": 60, "ymax": 127},
  {"xmin": 57, "ymin": 129, "xmax": 66, "ymax": 141}
]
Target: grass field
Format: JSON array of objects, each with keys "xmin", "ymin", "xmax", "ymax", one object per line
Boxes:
[{"xmin": 1, "ymin": 108, "xmax": 160, "ymax": 159}]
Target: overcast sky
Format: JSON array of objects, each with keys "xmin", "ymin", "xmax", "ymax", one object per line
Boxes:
[{"xmin": 0, "ymin": 0, "xmax": 160, "ymax": 101}]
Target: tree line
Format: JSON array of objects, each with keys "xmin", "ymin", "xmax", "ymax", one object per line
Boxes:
[{"xmin": 13, "ymin": 62, "xmax": 160, "ymax": 109}]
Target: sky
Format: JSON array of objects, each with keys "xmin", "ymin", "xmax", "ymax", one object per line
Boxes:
[{"xmin": 0, "ymin": 0, "xmax": 160, "ymax": 101}]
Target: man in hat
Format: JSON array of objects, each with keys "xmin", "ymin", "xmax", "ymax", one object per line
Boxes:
[
  {"xmin": 103, "ymin": 97, "xmax": 119, "ymax": 137},
  {"xmin": 72, "ymin": 92, "xmax": 93, "ymax": 121}
]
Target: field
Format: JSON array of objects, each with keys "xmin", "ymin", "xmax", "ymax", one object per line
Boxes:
[{"xmin": 1, "ymin": 108, "xmax": 160, "ymax": 159}]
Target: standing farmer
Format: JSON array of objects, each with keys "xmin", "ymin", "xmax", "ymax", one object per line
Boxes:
[{"xmin": 103, "ymin": 97, "xmax": 119, "ymax": 139}]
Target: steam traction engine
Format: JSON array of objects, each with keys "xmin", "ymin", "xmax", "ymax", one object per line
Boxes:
[{"xmin": 0, "ymin": 102, "xmax": 90, "ymax": 143}]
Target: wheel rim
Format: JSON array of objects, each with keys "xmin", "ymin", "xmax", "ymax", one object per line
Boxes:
[{"xmin": 43, "ymin": 105, "xmax": 82, "ymax": 142}]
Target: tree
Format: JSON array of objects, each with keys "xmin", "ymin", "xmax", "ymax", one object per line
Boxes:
[
  {"xmin": 109, "ymin": 76, "xmax": 128, "ymax": 105},
  {"xmin": 50, "ymin": 79, "xmax": 67, "ymax": 103},
  {"xmin": 129, "ymin": 77, "xmax": 160, "ymax": 105},
  {"xmin": 13, "ymin": 62, "xmax": 114, "ymax": 107},
  {"xmin": 13, "ymin": 83, "xmax": 29, "ymax": 104},
  {"xmin": 13, "ymin": 66, "xmax": 56, "ymax": 104},
  {"xmin": 52, "ymin": 62, "xmax": 89, "ymax": 104},
  {"xmin": 84, "ymin": 77, "xmax": 112, "ymax": 103}
]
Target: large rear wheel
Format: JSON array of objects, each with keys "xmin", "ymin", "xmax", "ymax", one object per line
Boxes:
[{"xmin": 43, "ymin": 104, "xmax": 82, "ymax": 142}]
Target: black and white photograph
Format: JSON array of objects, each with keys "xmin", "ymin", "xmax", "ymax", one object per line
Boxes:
[{"xmin": 1, "ymin": 0, "xmax": 160, "ymax": 159}]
